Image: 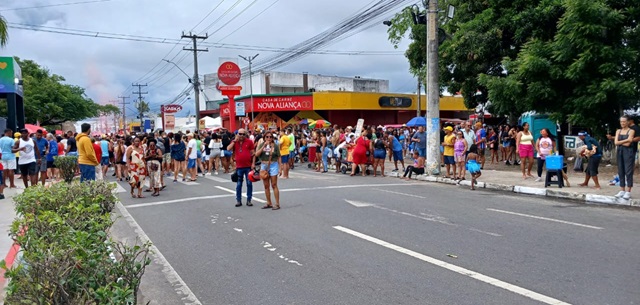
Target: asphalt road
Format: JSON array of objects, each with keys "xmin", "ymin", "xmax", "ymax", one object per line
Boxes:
[{"xmin": 110, "ymin": 167, "xmax": 640, "ymax": 305}]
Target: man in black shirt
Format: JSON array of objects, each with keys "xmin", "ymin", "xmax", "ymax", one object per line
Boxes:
[
  {"xmin": 203, "ymin": 132, "xmax": 212, "ymax": 174},
  {"xmin": 628, "ymin": 117, "xmax": 640, "ymax": 156},
  {"xmin": 220, "ymin": 129, "xmax": 232, "ymax": 173}
]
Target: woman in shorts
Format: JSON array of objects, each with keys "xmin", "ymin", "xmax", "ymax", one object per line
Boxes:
[
  {"xmin": 454, "ymin": 131, "xmax": 468, "ymax": 180},
  {"xmin": 170, "ymin": 133, "xmax": 187, "ymax": 182},
  {"xmin": 208, "ymin": 133, "xmax": 223, "ymax": 175},
  {"xmin": 372, "ymin": 133, "xmax": 387, "ymax": 177},
  {"xmin": 255, "ymin": 131, "xmax": 281, "ymax": 210},
  {"xmin": 516, "ymin": 122, "xmax": 535, "ymax": 179}
]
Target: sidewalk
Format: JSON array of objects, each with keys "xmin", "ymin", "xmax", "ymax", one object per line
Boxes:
[{"xmin": 383, "ymin": 158, "xmax": 640, "ymax": 207}]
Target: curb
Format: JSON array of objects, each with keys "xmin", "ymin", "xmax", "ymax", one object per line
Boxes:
[{"xmin": 387, "ymin": 172, "xmax": 640, "ymax": 208}]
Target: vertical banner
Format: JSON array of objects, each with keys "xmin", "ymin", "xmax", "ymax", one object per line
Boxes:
[
  {"xmin": 355, "ymin": 118, "xmax": 365, "ymax": 137},
  {"xmin": 165, "ymin": 114, "xmax": 175, "ymax": 131}
]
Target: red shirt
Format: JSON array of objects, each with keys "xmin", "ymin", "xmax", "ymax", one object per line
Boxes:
[
  {"xmin": 233, "ymin": 139, "xmax": 254, "ymax": 168},
  {"xmin": 57, "ymin": 143, "xmax": 64, "ymax": 155},
  {"xmin": 93, "ymin": 143, "xmax": 102, "ymax": 162}
]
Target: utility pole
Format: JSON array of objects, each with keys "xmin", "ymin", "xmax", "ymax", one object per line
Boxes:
[
  {"xmin": 239, "ymin": 53, "xmax": 259, "ymax": 121},
  {"xmin": 182, "ymin": 32, "xmax": 208, "ymax": 132},
  {"xmin": 417, "ymin": 77, "xmax": 421, "ymax": 117},
  {"xmin": 132, "ymin": 83, "xmax": 148, "ymax": 129},
  {"xmin": 425, "ymin": 0, "xmax": 441, "ymax": 175},
  {"xmin": 118, "ymin": 96, "xmax": 130, "ymax": 133}
]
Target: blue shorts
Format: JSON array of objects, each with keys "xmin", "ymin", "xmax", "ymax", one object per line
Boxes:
[
  {"xmin": 79, "ymin": 164, "xmax": 96, "ymax": 182},
  {"xmin": 260, "ymin": 161, "xmax": 279, "ymax": 177},
  {"xmin": 289, "ymin": 151, "xmax": 295, "ymax": 159},
  {"xmin": 373, "ymin": 148, "xmax": 386, "ymax": 159},
  {"xmin": 281, "ymin": 155, "xmax": 289, "ymax": 163},
  {"xmin": 223, "ymin": 150, "xmax": 233, "ymax": 158},
  {"xmin": 100, "ymin": 156, "xmax": 110, "ymax": 166},
  {"xmin": 187, "ymin": 158, "xmax": 196, "ymax": 169},
  {"xmin": 418, "ymin": 148, "xmax": 426, "ymax": 157},
  {"xmin": 444, "ymin": 156, "xmax": 455, "ymax": 165},
  {"xmin": 393, "ymin": 150, "xmax": 403, "ymax": 161},
  {"xmin": 67, "ymin": 151, "xmax": 78, "ymax": 157},
  {"xmin": 197, "ymin": 151, "xmax": 202, "ymax": 159},
  {"xmin": 503, "ymin": 141, "xmax": 510, "ymax": 147}
]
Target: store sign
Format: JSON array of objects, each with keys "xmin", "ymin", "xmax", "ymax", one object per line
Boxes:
[
  {"xmin": 161, "ymin": 104, "xmax": 183, "ymax": 113},
  {"xmin": 378, "ymin": 96, "xmax": 412, "ymax": 108},
  {"xmin": 165, "ymin": 114, "xmax": 175, "ymax": 130},
  {"xmin": 254, "ymin": 96, "xmax": 313, "ymax": 111},
  {"xmin": 236, "ymin": 102, "xmax": 246, "ymax": 117},
  {"xmin": 218, "ymin": 61, "xmax": 241, "ymax": 85}
]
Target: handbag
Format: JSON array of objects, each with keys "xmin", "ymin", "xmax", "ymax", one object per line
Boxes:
[
  {"xmin": 231, "ymin": 171, "xmax": 238, "ymax": 182},
  {"xmin": 259, "ymin": 143, "xmax": 274, "ymax": 180}
]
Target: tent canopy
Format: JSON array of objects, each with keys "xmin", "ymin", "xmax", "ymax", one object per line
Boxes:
[{"xmin": 286, "ymin": 111, "xmax": 325, "ymax": 125}]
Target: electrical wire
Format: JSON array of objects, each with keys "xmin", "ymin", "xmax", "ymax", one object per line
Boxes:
[
  {"xmin": 0, "ymin": 0, "xmax": 112, "ymax": 12},
  {"xmin": 216, "ymin": 0, "xmax": 280, "ymax": 43}
]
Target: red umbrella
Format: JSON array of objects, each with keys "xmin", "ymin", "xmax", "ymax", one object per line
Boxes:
[{"xmin": 24, "ymin": 124, "xmax": 46, "ymax": 134}]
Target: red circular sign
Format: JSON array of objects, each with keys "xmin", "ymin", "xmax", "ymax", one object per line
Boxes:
[
  {"xmin": 243, "ymin": 118, "xmax": 250, "ymax": 125},
  {"xmin": 217, "ymin": 61, "xmax": 241, "ymax": 85},
  {"xmin": 162, "ymin": 104, "xmax": 183, "ymax": 113}
]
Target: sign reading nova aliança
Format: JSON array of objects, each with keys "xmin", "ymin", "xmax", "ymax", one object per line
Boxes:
[{"xmin": 0, "ymin": 57, "xmax": 23, "ymax": 96}]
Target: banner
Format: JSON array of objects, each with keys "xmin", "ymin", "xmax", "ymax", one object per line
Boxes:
[{"xmin": 165, "ymin": 114, "xmax": 175, "ymax": 131}]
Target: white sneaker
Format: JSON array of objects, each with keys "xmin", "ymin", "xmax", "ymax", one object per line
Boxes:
[
  {"xmin": 623, "ymin": 192, "xmax": 631, "ymax": 200},
  {"xmin": 535, "ymin": 177, "xmax": 541, "ymax": 182},
  {"xmin": 615, "ymin": 191, "xmax": 625, "ymax": 198},
  {"xmin": 215, "ymin": 171, "xmax": 219, "ymax": 175}
]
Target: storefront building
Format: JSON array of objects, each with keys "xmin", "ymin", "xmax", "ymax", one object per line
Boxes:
[{"xmin": 215, "ymin": 91, "xmax": 470, "ymax": 130}]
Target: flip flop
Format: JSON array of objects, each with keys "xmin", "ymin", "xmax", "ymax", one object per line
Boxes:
[{"xmin": 137, "ymin": 195, "xmax": 145, "ymax": 198}]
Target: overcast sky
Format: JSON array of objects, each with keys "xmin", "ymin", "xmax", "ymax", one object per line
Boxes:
[{"xmin": 1, "ymin": 0, "xmax": 418, "ymax": 117}]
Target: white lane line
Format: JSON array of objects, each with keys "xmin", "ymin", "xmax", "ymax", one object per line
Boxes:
[
  {"xmin": 277, "ymin": 183, "xmax": 420, "ymax": 193},
  {"xmin": 203, "ymin": 175, "xmax": 233, "ymax": 183},
  {"xmin": 116, "ymin": 202, "xmax": 203, "ymax": 305},
  {"xmin": 487, "ymin": 209, "xmax": 604, "ymax": 230},
  {"xmin": 126, "ymin": 194, "xmax": 235, "ymax": 209},
  {"xmin": 376, "ymin": 189, "xmax": 427, "ymax": 199},
  {"xmin": 215, "ymin": 186, "xmax": 268, "ymax": 204},
  {"xmin": 333, "ymin": 226, "xmax": 571, "ymax": 305},
  {"xmin": 112, "ymin": 182, "xmax": 128, "ymax": 193}
]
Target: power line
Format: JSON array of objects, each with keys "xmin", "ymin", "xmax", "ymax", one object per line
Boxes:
[
  {"xmin": 0, "ymin": 0, "xmax": 112, "ymax": 11},
  {"xmin": 216, "ymin": 0, "xmax": 280, "ymax": 42}
]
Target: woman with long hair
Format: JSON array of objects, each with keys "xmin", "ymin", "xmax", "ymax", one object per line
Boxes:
[
  {"xmin": 454, "ymin": 130, "xmax": 468, "ymax": 180},
  {"xmin": 208, "ymin": 133, "xmax": 223, "ymax": 175},
  {"xmin": 516, "ymin": 122, "xmax": 535, "ymax": 179},
  {"xmin": 170, "ymin": 133, "xmax": 187, "ymax": 183},
  {"xmin": 314, "ymin": 131, "xmax": 322, "ymax": 172},
  {"xmin": 372, "ymin": 131, "xmax": 387, "ymax": 177},
  {"xmin": 255, "ymin": 131, "xmax": 282, "ymax": 210},
  {"xmin": 534, "ymin": 128, "xmax": 556, "ymax": 182},
  {"xmin": 145, "ymin": 140, "xmax": 163, "ymax": 197},
  {"xmin": 126, "ymin": 136, "xmax": 146, "ymax": 198}
]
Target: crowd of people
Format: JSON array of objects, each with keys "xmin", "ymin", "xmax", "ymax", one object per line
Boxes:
[{"xmin": 1, "ymin": 114, "xmax": 637, "ymax": 201}]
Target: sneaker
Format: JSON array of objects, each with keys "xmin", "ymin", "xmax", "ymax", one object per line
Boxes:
[
  {"xmin": 215, "ymin": 171, "xmax": 219, "ymax": 175},
  {"xmin": 535, "ymin": 177, "xmax": 541, "ymax": 182},
  {"xmin": 505, "ymin": 161, "xmax": 511, "ymax": 165},
  {"xmin": 246, "ymin": 201, "xmax": 253, "ymax": 207},
  {"xmin": 623, "ymin": 192, "xmax": 631, "ymax": 200},
  {"xmin": 614, "ymin": 191, "xmax": 625, "ymax": 198},
  {"xmin": 392, "ymin": 169, "xmax": 398, "ymax": 172},
  {"xmin": 0, "ymin": 194, "xmax": 5, "ymax": 200},
  {"xmin": 235, "ymin": 202, "xmax": 242, "ymax": 207}
]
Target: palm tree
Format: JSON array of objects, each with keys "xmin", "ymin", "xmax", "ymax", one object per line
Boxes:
[{"xmin": 0, "ymin": 14, "xmax": 7, "ymax": 47}]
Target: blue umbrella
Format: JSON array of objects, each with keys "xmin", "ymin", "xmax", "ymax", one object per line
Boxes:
[{"xmin": 406, "ymin": 116, "xmax": 426, "ymax": 127}]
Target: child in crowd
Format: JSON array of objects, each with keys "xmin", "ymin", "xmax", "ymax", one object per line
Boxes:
[{"xmin": 466, "ymin": 144, "xmax": 482, "ymax": 190}]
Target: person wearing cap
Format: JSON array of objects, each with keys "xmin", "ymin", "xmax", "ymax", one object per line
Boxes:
[
  {"xmin": 76, "ymin": 123, "xmax": 99, "ymax": 182},
  {"xmin": 0, "ymin": 129, "xmax": 16, "ymax": 188},
  {"xmin": 442, "ymin": 126, "xmax": 456, "ymax": 178},
  {"xmin": 12, "ymin": 128, "xmax": 41, "ymax": 187},
  {"xmin": 577, "ymin": 131, "xmax": 602, "ymax": 189}
]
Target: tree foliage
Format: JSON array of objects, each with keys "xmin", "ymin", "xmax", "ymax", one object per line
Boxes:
[
  {"xmin": 17, "ymin": 58, "xmax": 103, "ymax": 126},
  {"xmin": 136, "ymin": 100, "xmax": 150, "ymax": 120},
  {"xmin": 0, "ymin": 14, "xmax": 7, "ymax": 47},
  {"xmin": 387, "ymin": 0, "xmax": 640, "ymax": 131}
]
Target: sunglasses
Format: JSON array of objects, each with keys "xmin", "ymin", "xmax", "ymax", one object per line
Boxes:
[
  {"xmin": 265, "ymin": 136, "xmax": 273, "ymax": 138},
  {"xmin": 238, "ymin": 133, "xmax": 246, "ymax": 135}
]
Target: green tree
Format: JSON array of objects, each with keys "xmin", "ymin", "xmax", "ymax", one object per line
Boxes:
[
  {"xmin": 0, "ymin": 14, "xmax": 7, "ymax": 47},
  {"xmin": 136, "ymin": 100, "xmax": 150, "ymax": 122},
  {"xmin": 480, "ymin": 0, "xmax": 640, "ymax": 132},
  {"xmin": 17, "ymin": 58, "xmax": 100, "ymax": 126},
  {"xmin": 97, "ymin": 104, "xmax": 121, "ymax": 116}
]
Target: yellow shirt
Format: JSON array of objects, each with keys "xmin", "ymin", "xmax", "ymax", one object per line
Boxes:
[
  {"xmin": 279, "ymin": 135, "xmax": 291, "ymax": 156},
  {"xmin": 444, "ymin": 134, "xmax": 455, "ymax": 156}
]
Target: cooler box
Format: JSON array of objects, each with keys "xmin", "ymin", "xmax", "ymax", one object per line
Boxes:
[
  {"xmin": 545, "ymin": 155, "xmax": 564, "ymax": 170},
  {"xmin": 308, "ymin": 145, "xmax": 317, "ymax": 163}
]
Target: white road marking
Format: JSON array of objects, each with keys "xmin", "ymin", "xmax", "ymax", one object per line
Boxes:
[
  {"xmin": 261, "ymin": 241, "xmax": 303, "ymax": 267},
  {"xmin": 233, "ymin": 228, "xmax": 243, "ymax": 233},
  {"xmin": 112, "ymin": 182, "xmax": 128, "ymax": 193},
  {"xmin": 487, "ymin": 209, "xmax": 604, "ymax": 230},
  {"xmin": 333, "ymin": 226, "xmax": 571, "ymax": 305},
  {"xmin": 126, "ymin": 194, "xmax": 234, "ymax": 209},
  {"xmin": 116, "ymin": 202, "xmax": 202, "ymax": 305},
  {"xmin": 376, "ymin": 189, "xmax": 427, "ymax": 199},
  {"xmin": 345, "ymin": 200, "xmax": 501, "ymax": 237},
  {"xmin": 203, "ymin": 175, "xmax": 232, "ymax": 183},
  {"xmin": 215, "ymin": 186, "xmax": 267, "ymax": 204},
  {"xmin": 278, "ymin": 183, "xmax": 420, "ymax": 193}
]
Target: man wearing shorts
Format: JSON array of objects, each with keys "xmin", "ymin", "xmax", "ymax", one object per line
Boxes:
[
  {"xmin": 279, "ymin": 129, "xmax": 291, "ymax": 178},
  {"xmin": 99, "ymin": 135, "xmax": 111, "ymax": 178},
  {"xmin": 474, "ymin": 122, "xmax": 487, "ymax": 169},
  {"xmin": 186, "ymin": 133, "xmax": 198, "ymax": 181},
  {"xmin": 442, "ymin": 126, "xmax": 456, "ymax": 177},
  {"xmin": 389, "ymin": 131, "xmax": 405, "ymax": 171},
  {"xmin": 13, "ymin": 129, "xmax": 40, "ymax": 188},
  {"xmin": 288, "ymin": 129, "xmax": 295, "ymax": 169},
  {"xmin": 0, "ymin": 129, "xmax": 16, "ymax": 188},
  {"xmin": 161, "ymin": 132, "xmax": 172, "ymax": 176},
  {"xmin": 578, "ymin": 131, "xmax": 602, "ymax": 189},
  {"xmin": 34, "ymin": 130, "xmax": 49, "ymax": 185}
]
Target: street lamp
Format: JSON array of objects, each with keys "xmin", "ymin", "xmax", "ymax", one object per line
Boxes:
[
  {"xmin": 163, "ymin": 59, "xmax": 192, "ymax": 83},
  {"xmin": 239, "ymin": 54, "xmax": 259, "ymax": 122}
]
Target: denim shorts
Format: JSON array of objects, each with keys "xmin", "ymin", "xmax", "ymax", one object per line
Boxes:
[
  {"xmin": 260, "ymin": 161, "xmax": 279, "ymax": 177},
  {"xmin": 281, "ymin": 155, "xmax": 289, "ymax": 163},
  {"xmin": 373, "ymin": 148, "xmax": 386, "ymax": 159},
  {"xmin": 393, "ymin": 150, "xmax": 403, "ymax": 161},
  {"xmin": 187, "ymin": 158, "xmax": 196, "ymax": 169}
]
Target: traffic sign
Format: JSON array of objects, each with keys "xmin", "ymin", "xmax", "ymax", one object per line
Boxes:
[
  {"xmin": 218, "ymin": 62, "xmax": 241, "ymax": 85},
  {"xmin": 161, "ymin": 104, "xmax": 183, "ymax": 113},
  {"xmin": 243, "ymin": 118, "xmax": 250, "ymax": 125}
]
